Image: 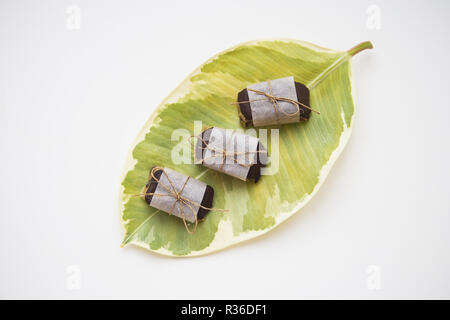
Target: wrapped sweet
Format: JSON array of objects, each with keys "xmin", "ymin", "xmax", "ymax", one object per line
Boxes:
[
  {"xmin": 195, "ymin": 127, "xmax": 267, "ymax": 182},
  {"xmin": 142, "ymin": 167, "xmax": 214, "ymax": 233},
  {"xmin": 235, "ymin": 76, "xmax": 318, "ymax": 127}
]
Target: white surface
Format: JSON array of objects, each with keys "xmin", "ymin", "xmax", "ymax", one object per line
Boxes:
[{"xmin": 1, "ymin": 0, "xmax": 449, "ymax": 299}]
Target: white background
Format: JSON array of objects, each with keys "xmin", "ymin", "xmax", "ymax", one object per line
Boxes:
[{"xmin": 1, "ymin": 0, "xmax": 449, "ymax": 299}]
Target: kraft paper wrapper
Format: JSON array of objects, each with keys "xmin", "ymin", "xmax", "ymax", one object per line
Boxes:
[
  {"xmin": 247, "ymin": 76, "xmax": 299, "ymax": 126},
  {"xmin": 197, "ymin": 127, "xmax": 259, "ymax": 181}
]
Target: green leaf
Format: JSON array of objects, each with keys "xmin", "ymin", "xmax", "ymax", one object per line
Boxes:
[{"xmin": 119, "ymin": 39, "xmax": 373, "ymax": 256}]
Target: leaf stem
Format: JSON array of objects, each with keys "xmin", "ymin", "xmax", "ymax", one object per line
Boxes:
[
  {"xmin": 307, "ymin": 41, "xmax": 373, "ymax": 89},
  {"xmin": 347, "ymin": 41, "xmax": 374, "ymax": 57}
]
